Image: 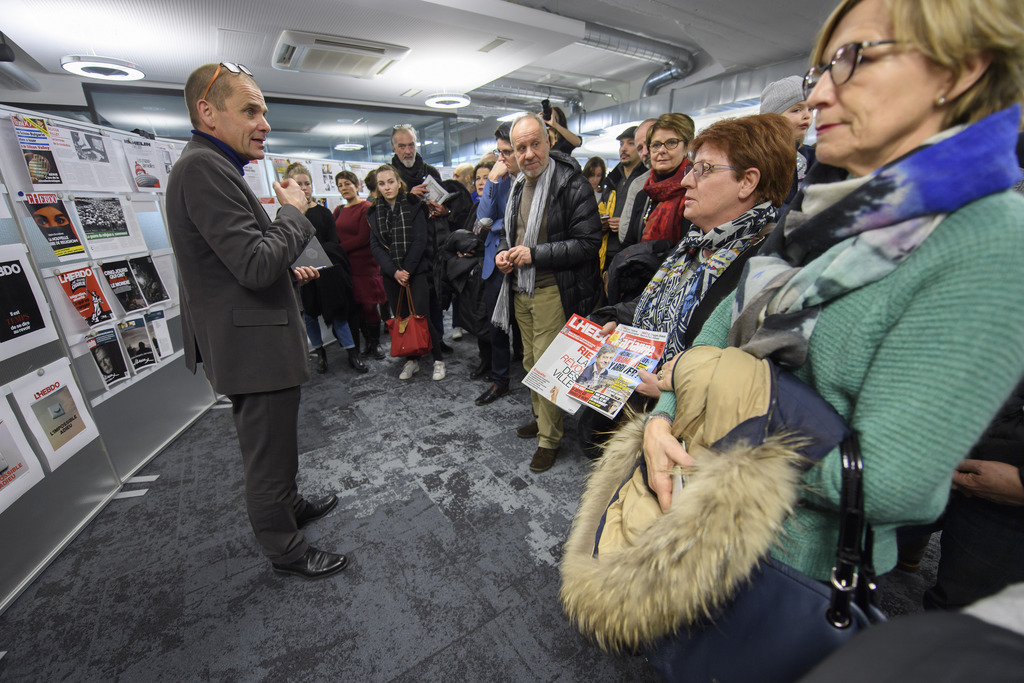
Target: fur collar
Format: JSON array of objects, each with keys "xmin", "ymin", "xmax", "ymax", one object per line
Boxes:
[{"xmin": 559, "ymin": 413, "xmax": 807, "ymax": 653}]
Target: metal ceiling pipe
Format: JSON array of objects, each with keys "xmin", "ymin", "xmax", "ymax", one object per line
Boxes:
[
  {"xmin": 642, "ymin": 61, "xmax": 690, "ymax": 97},
  {"xmin": 0, "ymin": 62, "xmax": 41, "ymax": 91},
  {"xmin": 580, "ymin": 22, "xmax": 695, "ymax": 96}
]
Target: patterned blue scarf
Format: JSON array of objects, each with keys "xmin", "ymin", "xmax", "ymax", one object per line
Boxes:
[
  {"xmin": 634, "ymin": 202, "xmax": 776, "ymax": 358},
  {"xmin": 729, "ymin": 105, "xmax": 1023, "ymax": 366}
]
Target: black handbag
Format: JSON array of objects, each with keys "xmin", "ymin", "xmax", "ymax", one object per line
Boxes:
[{"xmin": 646, "ymin": 433, "xmax": 887, "ymax": 683}]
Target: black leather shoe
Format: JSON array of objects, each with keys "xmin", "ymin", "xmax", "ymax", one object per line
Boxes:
[
  {"xmin": 470, "ymin": 362, "xmax": 491, "ymax": 381},
  {"xmin": 475, "ymin": 383, "xmax": 509, "ymax": 406},
  {"xmin": 272, "ymin": 547, "xmax": 348, "ymax": 579},
  {"xmin": 295, "ymin": 494, "xmax": 338, "ymax": 529}
]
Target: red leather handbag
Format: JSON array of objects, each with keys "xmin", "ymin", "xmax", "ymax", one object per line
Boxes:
[{"xmin": 386, "ymin": 285, "xmax": 432, "ymax": 357}]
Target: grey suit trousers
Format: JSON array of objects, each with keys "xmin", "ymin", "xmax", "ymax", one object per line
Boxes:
[{"xmin": 229, "ymin": 386, "xmax": 308, "ymax": 564}]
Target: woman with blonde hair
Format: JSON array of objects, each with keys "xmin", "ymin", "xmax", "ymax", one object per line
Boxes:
[{"xmin": 643, "ymin": 0, "xmax": 1024, "ymax": 584}]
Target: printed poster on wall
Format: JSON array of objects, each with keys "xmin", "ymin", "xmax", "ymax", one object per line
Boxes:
[
  {"xmin": 242, "ymin": 159, "xmax": 271, "ymax": 197},
  {"xmin": 127, "ymin": 255, "xmax": 169, "ymax": 306},
  {"xmin": 71, "ymin": 196, "xmax": 147, "ymax": 259},
  {"xmin": 120, "ymin": 137, "xmax": 172, "ymax": 191},
  {"xmin": 24, "ymin": 193, "xmax": 86, "ymax": 261},
  {"xmin": 0, "ymin": 399, "xmax": 46, "ymax": 515},
  {"xmin": 0, "ymin": 243, "xmax": 59, "ymax": 362},
  {"xmin": 144, "ymin": 310, "xmax": 173, "ymax": 358},
  {"xmin": 87, "ymin": 327, "xmax": 129, "ymax": 387},
  {"xmin": 11, "ymin": 115, "xmax": 132, "ymax": 192},
  {"xmin": 117, "ymin": 318, "xmax": 157, "ymax": 371},
  {"xmin": 55, "ymin": 264, "xmax": 113, "ymax": 326},
  {"xmin": 345, "ymin": 162, "xmax": 378, "ymax": 198},
  {"xmin": 9, "ymin": 358, "xmax": 99, "ymax": 471},
  {"xmin": 312, "ymin": 159, "xmax": 345, "ymax": 196},
  {"xmin": 100, "ymin": 259, "xmax": 146, "ymax": 313}
]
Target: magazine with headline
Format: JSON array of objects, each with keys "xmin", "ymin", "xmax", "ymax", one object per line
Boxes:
[{"xmin": 523, "ymin": 314, "xmax": 667, "ymax": 418}]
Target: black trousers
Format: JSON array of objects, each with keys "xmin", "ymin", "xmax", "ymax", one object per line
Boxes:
[{"xmin": 229, "ymin": 386, "xmax": 308, "ymax": 564}]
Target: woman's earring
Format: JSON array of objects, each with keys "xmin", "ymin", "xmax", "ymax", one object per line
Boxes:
[{"xmin": 936, "ymin": 95, "xmax": 947, "ymax": 107}]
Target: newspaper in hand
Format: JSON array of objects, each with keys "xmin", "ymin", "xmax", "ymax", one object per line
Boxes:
[
  {"xmin": 567, "ymin": 325, "xmax": 667, "ymax": 419},
  {"xmin": 522, "ymin": 314, "xmax": 667, "ymax": 417},
  {"xmin": 422, "ymin": 175, "xmax": 456, "ymax": 204}
]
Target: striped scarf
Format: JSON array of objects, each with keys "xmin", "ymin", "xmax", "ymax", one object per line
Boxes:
[{"xmin": 491, "ymin": 159, "xmax": 556, "ymax": 331}]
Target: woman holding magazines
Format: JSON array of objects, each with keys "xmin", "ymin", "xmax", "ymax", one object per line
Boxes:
[{"xmin": 579, "ymin": 113, "xmax": 797, "ymax": 456}]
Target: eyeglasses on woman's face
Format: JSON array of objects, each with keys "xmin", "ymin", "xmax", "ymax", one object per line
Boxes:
[
  {"xmin": 649, "ymin": 138, "xmax": 684, "ymax": 153},
  {"xmin": 686, "ymin": 160, "xmax": 738, "ymax": 180},
  {"xmin": 802, "ymin": 40, "xmax": 899, "ymax": 99}
]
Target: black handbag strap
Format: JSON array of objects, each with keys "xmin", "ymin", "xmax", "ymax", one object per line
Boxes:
[{"xmin": 826, "ymin": 433, "xmax": 878, "ymax": 628}]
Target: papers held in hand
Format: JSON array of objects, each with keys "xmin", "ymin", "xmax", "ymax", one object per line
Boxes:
[
  {"xmin": 291, "ymin": 235, "xmax": 333, "ymax": 270},
  {"xmin": 423, "ymin": 176, "xmax": 456, "ymax": 204}
]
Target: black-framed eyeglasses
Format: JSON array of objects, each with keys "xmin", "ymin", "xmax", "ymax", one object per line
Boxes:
[
  {"xmin": 201, "ymin": 62, "xmax": 252, "ymax": 101},
  {"xmin": 649, "ymin": 138, "xmax": 684, "ymax": 153},
  {"xmin": 494, "ymin": 147, "xmax": 514, "ymax": 158},
  {"xmin": 803, "ymin": 40, "xmax": 899, "ymax": 99},
  {"xmin": 686, "ymin": 161, "xmax": 738, "ymax": 180}
]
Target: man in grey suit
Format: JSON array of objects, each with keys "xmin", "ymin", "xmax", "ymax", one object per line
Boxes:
[{"xmin": 166, "ymin": 62, "xmax": 348, "ymax": 579}]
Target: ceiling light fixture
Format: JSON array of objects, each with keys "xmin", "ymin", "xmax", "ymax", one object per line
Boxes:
[
  {"xmin": 425, "ymin": 92, "xmax": 470, "ymax": 109},
  {"xmin": 334, "ymin": 142, "xmax": 364, "ymax": 151},
  {"xmin": 61, "ymin": 55, "xmax": 145, "ymax": 81}
]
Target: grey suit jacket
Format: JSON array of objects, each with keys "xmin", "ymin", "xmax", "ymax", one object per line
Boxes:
[{"xmin": 166, "ymin": 135, "xmax": 314, "ymax": 395}]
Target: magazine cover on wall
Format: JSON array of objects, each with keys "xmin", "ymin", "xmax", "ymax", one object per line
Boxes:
[
  {"xmin": 100, "ymin": 259, "xmax": 146, "ymax": 313},
  {"xmin": 55, "ymin": 264, "xmax": 113, "ymax": 326},
  {"xmin": 0, "ymin": 243, "xmax": 59, "ymax": 362},
  {"xmin": 23, "ymin": 193, "xmax": 86, "ymax": 262},
  {"xmin": 0, "ymin": 398, "xmax": 46, "ymax": 515},
  {"xmin": 71, "ymin": 196, "xmax": 147, "ymax": 259},
  {"xmin": 117, "ymin": 317, "xmax": 156, "ymax": 372},
  {"xmin": 267, "ymin": 155, "xmax": 292, "ymax": 181},
  {"xmin": 9, "ymin": 358, "xmax": 100, "ymax": 471},
  {"xmin": 127, "ymin": 255, "xmax": 169, "ymax": 306},
  {"xmin": 120, "ymin": 137, "xmax": 169, "ymax": 190},
  {"xmin": 345, "ymin": 162, "xmax": 378, "ymax": 198},
  {"xmin": 242, "ymin": 158, "xmax": 271, "ymax": 198},
  {"xmin": 143, "ymin": 310, "xmax": 173, "ymax": 358},
  {"xmin": 313, "ymin": 159, "xmax": 345, "ymax": 196},
  {"xmin": 86, "ymin": 327, "xmax": 129, "ymax": 387},
  {"xmin": 11, "ymin": 115, "xmax": 133, "ymax": 193}
]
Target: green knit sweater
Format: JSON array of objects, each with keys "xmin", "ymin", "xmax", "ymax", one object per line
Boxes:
[{"xmin": 653, "ymin": 190, "xmax": 1024, "ymax": 580}]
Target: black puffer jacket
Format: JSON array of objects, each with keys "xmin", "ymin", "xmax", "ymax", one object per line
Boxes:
[{"xmin": 498, "ymin": 151, "xmax": 602, "ymax": 317}]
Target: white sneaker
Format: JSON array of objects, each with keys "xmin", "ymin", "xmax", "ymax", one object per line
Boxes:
[
  {"xmin": 399, "ymin": 360, "xmax": 419, "ymax": 380},
  {"xmin": 432, "ymin": 360, "xmax": 446, "ymax": 381},
  {"xmin": 451, "ymin": 327, "xmax": 464, "ymax": 340}
]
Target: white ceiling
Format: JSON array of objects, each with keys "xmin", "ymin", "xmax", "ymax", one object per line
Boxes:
[{"xmin": 0, "ymin": 0, "xmax": 837, "ymax": 159}]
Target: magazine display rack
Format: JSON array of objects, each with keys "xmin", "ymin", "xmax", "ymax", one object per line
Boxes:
[{"xmin": 0, "ymin": 104, "xmax": 215, "ymax": 614}]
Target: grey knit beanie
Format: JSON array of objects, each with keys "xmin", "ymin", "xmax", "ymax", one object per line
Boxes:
[{"xmin": 759, "ymin": 76, "xmax": 805, "ymax": 115}]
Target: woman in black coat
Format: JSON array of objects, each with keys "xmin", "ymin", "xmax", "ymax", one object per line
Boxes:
[
  {"xmin": 368, "ymin": 164, "xmax": 446, "ymax": 381},
  {"xmin": 283, "ymin": 162, "xmax": 366, "ymax": 374}
]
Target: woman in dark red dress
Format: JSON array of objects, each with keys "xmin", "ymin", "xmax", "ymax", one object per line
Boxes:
[{"xmin": 334, "ymin": 170, "xmax": 387, "ymax": 358}]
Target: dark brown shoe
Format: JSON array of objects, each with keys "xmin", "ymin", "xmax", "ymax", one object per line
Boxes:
[
  {"xmin": 516, "ymin": 420, "xmax": 539, "ymax": 439},
  {"xmin": 529, "ymin": 446, "xmax": 557, "ymax": 472}
]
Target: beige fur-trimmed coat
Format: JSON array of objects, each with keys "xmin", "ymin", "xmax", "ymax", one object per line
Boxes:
[{"xmin": 559, "ymin": 346, "xmax": 810, "ymax": 653}]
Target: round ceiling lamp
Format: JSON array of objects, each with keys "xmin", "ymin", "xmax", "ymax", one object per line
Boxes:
[
  {"xmin": 334, "ymin": 142, "xmax": 364, "ymax": 151},
  {"xmin": 61, "ymin": 55, "xmax": 145, "ymax": 81},
  {"xmin": 425, "ymin": 92, "xmax": 470, "ymax": 109}
]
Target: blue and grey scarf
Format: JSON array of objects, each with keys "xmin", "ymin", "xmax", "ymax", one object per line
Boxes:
[
  {"xmin": 633, "ymin": 202, "xmax": 776, "ymax": 359},
  {"xmin": 729, "ymin": 105, "xmax": 1023, "ymax": 366}
]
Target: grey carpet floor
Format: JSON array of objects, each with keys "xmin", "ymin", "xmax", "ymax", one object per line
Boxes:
[{"xmin": 0, "ymin": 334, "xmax": 938, "ymax": 682}]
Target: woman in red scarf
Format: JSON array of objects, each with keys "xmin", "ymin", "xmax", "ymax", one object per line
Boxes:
[{"xmin": 641, "ymin": 113, "xmax": 696, "ymax": 243}]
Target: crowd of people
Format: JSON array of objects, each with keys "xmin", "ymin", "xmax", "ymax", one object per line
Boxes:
[{"xmin": 167, "ymin": 0, "xmax": 1024, "ymax": 674}]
